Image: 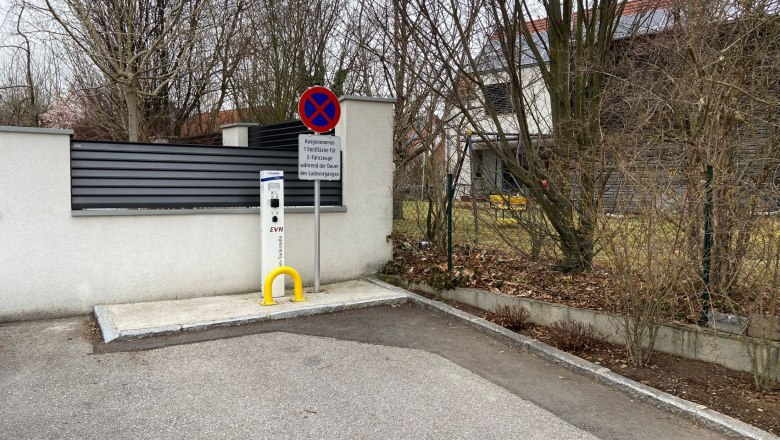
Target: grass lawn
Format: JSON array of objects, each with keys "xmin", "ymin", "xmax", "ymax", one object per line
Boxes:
[
  {"xmin": 394, "ymin": 199, "xmax": 780, "ymax": 279},
  {"xmin": 394, "ymin": 199, "xmax": 552, "ymax": 256}
]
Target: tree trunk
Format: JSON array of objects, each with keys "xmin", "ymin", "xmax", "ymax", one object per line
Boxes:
[
  {"xmin": 393, "ymin": 167, "xmax": 406, "ymax": 220},
  {"xmin": 558, "ymin": 229, "xmax": 594, "ymax": 273},
  {"xmin": 24, "ymin": 44, "xmax": 37, "ymax": 126},
  {"xmin": 123, "ymin": 82, "xmax": 142, "ymax": 142}
]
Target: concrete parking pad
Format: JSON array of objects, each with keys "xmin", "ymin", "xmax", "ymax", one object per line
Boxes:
[{"xmin": 95, "ymin": 279, "xmax": 407, "ymax": 342}]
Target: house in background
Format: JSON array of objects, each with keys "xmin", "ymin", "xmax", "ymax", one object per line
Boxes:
[{"xmin": 449, "ymin": 0, "xmax": 672, "ymax": 200}]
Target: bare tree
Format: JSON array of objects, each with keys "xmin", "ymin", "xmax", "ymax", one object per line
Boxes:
[
  {"xmin": 163, "ymin": 0, "xmax": 248, "ymax": 138},
  {"xmin": 598, "ymin": 0, "xmax": 780, "ymax": 374},
  {"xmin": 355, "ymin": 0, "xmax": 470, "ymax": 221},
  {"xmin": 397, "ymin": 0, "xmax": 659, "ymax": 272},
  {"xmin": 667, "ymin": 2, "xmax": 780, "ymax": 298},
  {"xmin": 42, "ymin": 0, "xmax": 210, "ymax": 141},
  {"xmin": 607, "ymin": 1, "xmax": 780, "ymax": 295},
  {"xmin": 229, "ymin": 0, "xmax": 342, "ymax": 124},
  {"xmin": 0, "ymin": 0, "xmax": 60, "ymax": 126}
]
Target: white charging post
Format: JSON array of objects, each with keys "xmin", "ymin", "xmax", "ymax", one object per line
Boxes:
[{"xmin": 260, "ymin": 170, "xmax": 285, "ymax": 298}]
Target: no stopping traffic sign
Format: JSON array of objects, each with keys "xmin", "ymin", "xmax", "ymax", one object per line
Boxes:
[{"xmin": 298, "ymin": 86, "xmax": 340, "ymax": 133}]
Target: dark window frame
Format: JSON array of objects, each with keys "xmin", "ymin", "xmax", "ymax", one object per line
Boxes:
[{"xmin": 484, "ymin": 82, "xmax": 513, "ymax": 114}]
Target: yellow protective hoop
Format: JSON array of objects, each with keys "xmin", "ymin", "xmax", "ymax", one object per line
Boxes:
[{"xmin": 261, "ymin": 266, "xmax": 306, "ymax": 306}]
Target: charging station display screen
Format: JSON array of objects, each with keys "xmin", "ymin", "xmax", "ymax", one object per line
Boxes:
[{"xmin": 270, "ymin": 183, "xmax": 280, "ymax": 190}]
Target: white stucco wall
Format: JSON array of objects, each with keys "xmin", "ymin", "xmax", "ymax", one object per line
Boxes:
[
  {"xmin": 0, "ymin": 97, "xmax": 394, "ymax": 321},
  {"xmin": 478, "ymin": 66, "xmax": 552, "ymax": 136}
]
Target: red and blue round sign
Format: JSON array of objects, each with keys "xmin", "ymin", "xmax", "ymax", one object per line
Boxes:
[{"xmin": 298, "ymin": 86, "xmax": 340, "ymax": 133}]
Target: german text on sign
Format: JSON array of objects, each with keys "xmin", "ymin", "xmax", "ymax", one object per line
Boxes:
[{"xmin": 298, "ymin": 135, "xmax": 341, "ymax": 181}]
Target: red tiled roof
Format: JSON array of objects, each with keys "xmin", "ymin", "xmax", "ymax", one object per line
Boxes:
[
  {"xmin": 573, "ymin": 0, "xmax": 670, "ymax": 25},
  {"xmin": 489, "ymin": 17, "xmax": 548, "ymax": 41},
  {"xmin": 623, "ymin": 0, "xmax": 673, "ymax": 15},
  {"xmin": 489, "ymin": 0, "xmax": 669, "ymax": 39},
  {"xmin": 527, "ymin": 17, "xmax": 549, "ymax": 32}
]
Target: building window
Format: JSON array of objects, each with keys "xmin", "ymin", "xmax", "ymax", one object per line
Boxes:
[{"xmin": 485, "ymin": 83, "xmax": 512, "ymax": 114}]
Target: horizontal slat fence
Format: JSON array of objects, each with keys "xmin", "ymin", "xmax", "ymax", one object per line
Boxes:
[{"xmin": 71, "ymin": 121, "xmax": 341, "ymax": 210}]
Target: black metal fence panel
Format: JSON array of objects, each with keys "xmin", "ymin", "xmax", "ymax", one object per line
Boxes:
[{"xmin": 71, "ymin": 121, "xmax": 342, "ymax": 210}]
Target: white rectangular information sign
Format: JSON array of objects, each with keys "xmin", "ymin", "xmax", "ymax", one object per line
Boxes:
[{"xmin": 298, "ymin": 134, "xmax": 341, "ymax": 181}]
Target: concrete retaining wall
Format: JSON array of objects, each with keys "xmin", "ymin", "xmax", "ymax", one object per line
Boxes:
[
  {"xmin": 381, "ymin": 275, "xmax": 780, "ymax": 379},
  {"xmin": 0, "ymin": 97, "xmax": 394, "ymax": 321}
]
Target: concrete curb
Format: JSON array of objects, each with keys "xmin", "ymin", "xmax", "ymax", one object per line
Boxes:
[
  {"xmin": 376, "ymin": 274, "xmax": 780, "ymax": 380},
  {"xmin": 366, "ymin": 277, "xmax": 777, "ymax": 440},
  {"xmin": 93, "ymin": 305, "xmax": 119, "ymax": 343},
  {"xmin": 96, "ymin": 294, "xmax": 408, "ymax": 343}
]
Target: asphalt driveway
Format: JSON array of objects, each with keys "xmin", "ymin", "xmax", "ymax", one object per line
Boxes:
[{"xmin": 0, "ymin": 304, "xmax": 726, "ymax": 439}]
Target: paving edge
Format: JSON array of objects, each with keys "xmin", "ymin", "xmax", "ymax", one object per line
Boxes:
[
  {"xmin": 94, "ymin": 294, "xmax": 408, "ymax": 343},
  {"xmin": 93, "ymin": 305, "xmax": 119, "ymax": 343},
  {"xmin": 366, "ymin": 277, "xmax": 778, "ymax": 440}
]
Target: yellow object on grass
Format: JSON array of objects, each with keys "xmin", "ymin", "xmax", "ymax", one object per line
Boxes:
[{"xmin": 489, "ymin": 194, "xmax": 527, "ymax": 210}]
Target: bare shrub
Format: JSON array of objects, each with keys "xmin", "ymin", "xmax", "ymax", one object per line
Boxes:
[
  {"xmin": 739, "ymin": 218, "xmax": 780, "ymax": 391},
  {"xmin": 548, "ymin": 320, "xmax": 602, "ymax": 351},
  {"xmin": 606, "ymin": 0, "xmax": 780, "ymax": 384},
  {"xmin": 597, "ymin": 166, "xmax": 703, "ymax": 366},
  {"xmin": 491, "ymin": 304, "xmax": 531, "ymax": 331}
]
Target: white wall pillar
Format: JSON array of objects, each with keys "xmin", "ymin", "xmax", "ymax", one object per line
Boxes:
[
  {"xmin": 221, "ymin": 123, "xmax": 258, "ymax": 147},
  {"xmin": 335, "ymin": 96, "xmax": 395, "ymax": 215}
]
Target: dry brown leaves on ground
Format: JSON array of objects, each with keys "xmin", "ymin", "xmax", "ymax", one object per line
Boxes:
[{"xmin": 381, "ymin": 235, "xmax": 621, "ymax": 313}]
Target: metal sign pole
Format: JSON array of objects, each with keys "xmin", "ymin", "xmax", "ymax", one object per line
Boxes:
[
  {"xmin": 298, "ymin": 131, "xmax": 339, "ymax": 296},
  {"xmin": 313, "ymin": 130, "xmax": 321, "ymax": 294},
  {"xmin": 314, "ymin": 179, "xmax": 321, "ymax": 293},
  {"xmin": 314, "ymin": 133, "xmax": 320, "ymax": 293},
  {"xmin": 297, "ymin": 85, "xmax": 341, "ymax": 296}
]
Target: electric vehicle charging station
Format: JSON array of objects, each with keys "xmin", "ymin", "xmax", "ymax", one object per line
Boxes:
[{"xmin": 260, "ymin": 170, "xmax": 285, "ymax": 298}]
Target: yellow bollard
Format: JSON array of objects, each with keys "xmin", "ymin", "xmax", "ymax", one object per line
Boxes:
[{"xmin": 261, "ymin": 266, "xmax": 306, "ymax": 306}]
